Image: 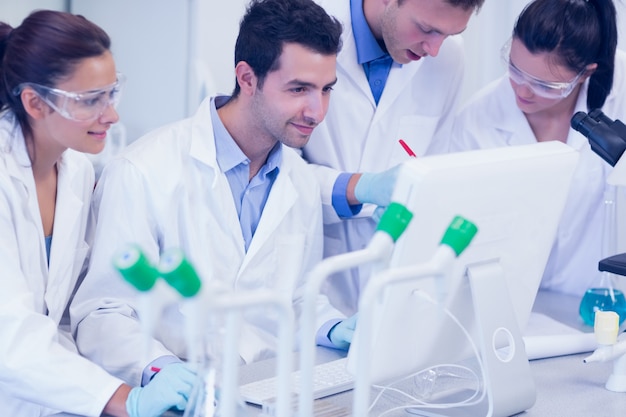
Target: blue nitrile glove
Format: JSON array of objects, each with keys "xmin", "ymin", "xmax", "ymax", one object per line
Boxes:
[
  {"xmin": 126, "ymin": 362, "xmax": 197, "ymax": 417},
  {"xmin": 329, "ymin": 313, "xmax": 358, "ymax": 351},
  {"xmin": 354, "ymin": 165, "xmax": 401, "ymax": 207}
]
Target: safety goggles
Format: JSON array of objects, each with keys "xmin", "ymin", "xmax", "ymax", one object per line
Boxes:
[
  {"xmin": 13, "ymin": 73, "xmax": 126, "ymax": 121},
  {"xmin": 500, "ymin": 40, "xmax": 584, "ymax": 99}
]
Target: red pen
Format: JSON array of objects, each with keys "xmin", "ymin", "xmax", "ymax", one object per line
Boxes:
[
  {"xmin": 150, "ymin": 366, "xmax": 161, "ymax": 373},
  {"xmin": 398, "ymin": 139, "xmax": 417, "ymax": 158}
]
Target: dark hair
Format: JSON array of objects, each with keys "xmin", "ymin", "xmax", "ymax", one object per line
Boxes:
[
  {"xmin": 398, "ymin": 0, "xmax": 485, "ymax": 11},
  {"xmin": 231, "ymin": 0, "xmax": 342, "ymax": 98},
  {"xmin": 0, "ymin": 10, "xmax": 111, "ymax": 140},
  {"xmin": 513, "ymin": 0, "xmax": 617, "ymax": 110}
]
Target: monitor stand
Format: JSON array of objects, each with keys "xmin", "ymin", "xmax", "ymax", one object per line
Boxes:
[{"xmin": 406, "ymin": 260, "xmax": 537, "ymax": 417}]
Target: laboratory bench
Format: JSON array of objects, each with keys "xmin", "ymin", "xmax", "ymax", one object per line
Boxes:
[
  {"xmin": 55, "ymin": 290, "xmax": 626, "ymax": 417},
  {"xmin": 227, "ymin": 290, "xmax": 626, "ymax": 416}
]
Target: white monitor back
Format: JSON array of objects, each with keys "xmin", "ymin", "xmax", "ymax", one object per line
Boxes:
[{"xmin": 348, "ymin": 141, "xmax": 579, "ymax": 384}]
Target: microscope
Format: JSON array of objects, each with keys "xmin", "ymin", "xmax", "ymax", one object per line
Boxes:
[
  {"xmin": 572, "ymin": 110, "xmax": 626, "ymax": 391},
  {"xmin": 571, "ymin": 109, "xmax": 626, "ymax": 167},
  {"xmin": 571, "ymin": 109, "xmax": 626, "ymax": 277}
]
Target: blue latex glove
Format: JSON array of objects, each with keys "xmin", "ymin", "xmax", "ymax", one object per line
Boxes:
[
  {"xmin": 126, "ymin": 363, "xmax": 197, "ymax": 417},
  {"xmin": 354, "ymin": 165, "xmax": 401, "ymax": 207},
  {"xmin": 329, "ymin": 314, "xmax": 358, "ymax": 351}
]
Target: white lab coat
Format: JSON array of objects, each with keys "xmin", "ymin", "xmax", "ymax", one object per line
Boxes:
[
  {"xmin": 304, "ymin": 0, "xmax": 466, "ymax": 315},
  {"xmin": 0, "ymin": 112, "xmax": 123, "ymax": 417},
  {"xmin": 71, "ymin": 97, "xmax": 343, "ymax": 385},
  {"xmin": 450, "ymin": 50, "xmax": 626, "ymax": 297}
]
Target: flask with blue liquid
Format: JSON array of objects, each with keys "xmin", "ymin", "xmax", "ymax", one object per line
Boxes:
[
  {"xmin": 579, "ymin": 185, "xmax": 626, "ymax": 326},
  {"xmin": 579, "ymin": 280, "xmax": 626, "ymax": 326}
]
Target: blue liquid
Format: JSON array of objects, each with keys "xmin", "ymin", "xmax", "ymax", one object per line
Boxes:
[{"xmin": 579, "ymin": 288, "xmax": 626, "ymax": 326}]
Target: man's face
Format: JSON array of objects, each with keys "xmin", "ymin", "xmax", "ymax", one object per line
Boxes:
[
  {"xmin": 380, "ymin": 0, "xmax": 473, "ymax": 64},
  {"xmin": 250, "ymin": 43, "xmax": 337, "ymax": 149}
]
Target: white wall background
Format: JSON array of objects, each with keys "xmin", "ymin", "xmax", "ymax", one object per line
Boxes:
[
  {"xmin": 0, "ymin": 0, "xmax": 66, "ymax": 25},
  {"xmin": 1, "ymin": 0, "xmax": 625, "ymax": 140}
]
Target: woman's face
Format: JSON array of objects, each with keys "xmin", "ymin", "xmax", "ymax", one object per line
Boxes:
[
  {"xmin": 37, "ymin": 50, "xmax": 120, "ymax": 155},
  {"xmin": 507, "ymin": 38, "xmax": 584, "ymax": 115}
]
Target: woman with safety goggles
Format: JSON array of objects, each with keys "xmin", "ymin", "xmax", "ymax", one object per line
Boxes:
[
  {"xmin": 0, "ymin": 9, "xmax": 194, "ymax": 417},
  {"xmin": 450, "ymin": 0, "xmax": 625, "ymax": 297}
]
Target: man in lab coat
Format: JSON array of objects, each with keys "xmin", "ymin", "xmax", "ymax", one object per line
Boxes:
[
  {"xmin": 71, "ymin": 0, "xmax": 351, "ymax": 388},
  {"xmin": 305, "ymin": 0, "xmax": 485, "ymax": 315}
]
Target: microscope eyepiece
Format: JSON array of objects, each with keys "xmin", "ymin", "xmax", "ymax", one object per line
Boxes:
[
  {"xmin": 571, "ymin": 111, "xmax": 593, "ymax": 131},
  {"xmin": 571, "ymin": 111, "xmax": 626, "ymax": 167}
]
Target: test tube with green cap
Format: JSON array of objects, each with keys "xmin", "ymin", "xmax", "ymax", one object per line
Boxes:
[
  {"xmin": 440, "ymin": 215, "xmax": 478, "ymax": 257},
  {"xmin": 158, "ymin": 248, "xmax": 202, "ymax": 298},
  {"xmin": 428, "ymin": 215, "xmax": 478, "ymax": 305},
  {"xmin": 376, "ymin": 202, "xmax": 413, "ymax": 242},
  {"xmin": 112, "ymin": 244, "xmax": 159, "ymax": 291}
]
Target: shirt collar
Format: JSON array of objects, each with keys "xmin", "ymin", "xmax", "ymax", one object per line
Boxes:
[
  {"xmin": 212, "ymin": 96, "xmax": 245, "ymax": 172},
  {"xmin": 211, "ymin": 96, "xmax": 282, "ymax": 175},
  {"xmin": 262, "ymin": 142, "xmax": 282, "ymax": 178},
  {"xmin": 350, "ymin": 0, "xmax": 387, "ymax": 65}
]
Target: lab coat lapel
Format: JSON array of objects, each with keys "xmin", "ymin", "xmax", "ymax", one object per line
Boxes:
[
  {"xmin": 337, "ymin": 35, "xmax": 374, "ymax": 106},
  {"xmin": 242, "ymin": 152, "xmax": 297, "ymax": 270},
  {"xmin": 332, "ymin": 0, "xmax": 374, "ymax": 107},
  {"xmin": 5, "ymin": 136, "xmax": 49, "ymax": 292},
  {"xmin": 373, "ymin": 60, "xmax": 423, "ymax": 124},
  {"xmin": 500, "ymin": 110, "xmax": 534, "ymax": 146},
  {"xmin": 492, "ymin": 79, "xmax": 536, "ymax": 146},
  {"xmin": 189, "ymin": 98, "xmax": 246, "ymax": 256},
  {"xmin": 45, "ymin": 153, "xmax": 85, "ymax": 323}
]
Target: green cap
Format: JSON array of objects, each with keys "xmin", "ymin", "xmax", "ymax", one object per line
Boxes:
[
  {"xmin": 376, "ymin": 202, "xmax": 414, "ymax": 242},
  {"xmin": 440, "ymin": 216, "xmax": 478, "ymax": 256},
  {"xmin": 112, "ymin": 244, "xmax": 159, "ymax": 292},
  {"xmin": 158, "ymin": 248, "xmax": 202, "ymax": 298}
]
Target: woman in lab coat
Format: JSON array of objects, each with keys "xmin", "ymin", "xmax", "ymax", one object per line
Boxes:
[
  {"xmin": 0, "ymin": 10, "xmax": 193, "ymax": 417},
  {"xmin": 450, "ymin": 0, "xmax": 625, "ymax": 296}
]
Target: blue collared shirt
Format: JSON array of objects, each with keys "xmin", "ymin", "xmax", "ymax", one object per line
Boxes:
[
  {"xmin": 211, "ymin": 96, "xmax": 281, "ymax": 252},
  {"xmin": 350, "ymin": 0, "xmax": 394, "ymax": 105},
  {"xmin": 45, "ymin": 235, "xmax": 52, "ymax": 267}
]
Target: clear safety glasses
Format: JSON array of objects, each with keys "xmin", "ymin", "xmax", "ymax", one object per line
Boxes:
[
  {"xmin": 13, "ymin": 73, "xmax": 126, "ymax": 122},
  {"xmin": 500, "ymin": 40, "xmax": 584, "ymax": 99}
]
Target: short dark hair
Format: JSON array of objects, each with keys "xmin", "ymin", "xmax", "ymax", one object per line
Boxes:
[
  {"xmin": 0, "ymin": 10, "xmax": 111, "ymax": 140},
  {"xmin": 398, "ymin": 0, "xmax": 485, "ymax": 12},
  {"xmin": 513, "ymin": 0, "xmax": 617, "ymax": 110},
  {"xmin": 231, "ymin": 0, "xmax": 342, "ymax": 98},
  {"xmin": 443, "ymin": 0, "xmax": 485, "ymax": 11}
]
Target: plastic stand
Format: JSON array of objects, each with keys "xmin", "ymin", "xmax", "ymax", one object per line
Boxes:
[
  {"xmin": 115, "ymin": 246, "xmax": 296, "ymax": 417},
  {"xmin": 186, "ymin": 290, "xmax": 295, "ymax": 417},
  {"xmin": 584, "ymin": 311, "xmax": 626, "ymax": 392},
  {"xmin": 352, "ymin": 257, "xmax": 535, "ymax": 417},
  {"xmin": 465, "ymin": 261, "xmax": 536, "ymax": 416},
  {"xmin": 299, "ymin": 203, "xmax": 413, "ymax": 417},
  {"xmin": 298, "ymin": 231, "xmax": 396, "ymax": 417},
  {"xmin": 606, "ymin": 349, "xmax": 626, "ymax": 392}
]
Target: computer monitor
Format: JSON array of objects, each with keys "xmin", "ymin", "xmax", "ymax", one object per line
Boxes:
[{"xmin": 347, "ymin": 141, "xmax": 578, "ymax": 389}]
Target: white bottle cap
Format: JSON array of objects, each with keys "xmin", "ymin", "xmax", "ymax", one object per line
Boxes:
[{"xmin": 594, "ymin": 310, "xmax": 620, "ymax": 345}]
